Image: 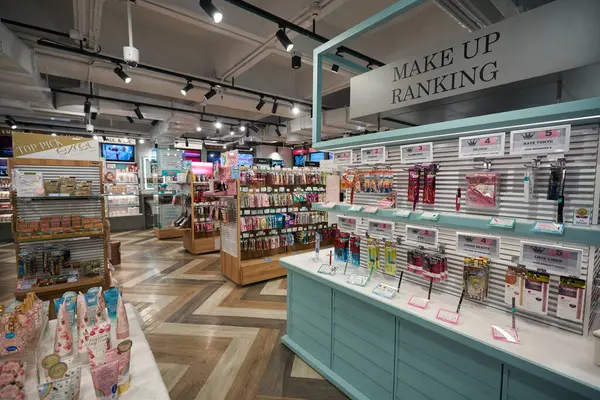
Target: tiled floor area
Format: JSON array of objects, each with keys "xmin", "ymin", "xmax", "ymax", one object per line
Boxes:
[{"xmin": 1, "ymin": 230, "xmax": 348, "ymax": 400}]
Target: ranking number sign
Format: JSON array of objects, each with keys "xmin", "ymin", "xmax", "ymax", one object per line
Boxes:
[
  {"xmin": 361, "ymin": 146, "xmax": 386, "ymax": 164},
  {"xmin": 405, "ymin": 225, "xmax": 438, "ymax": 247},
  {"xmin": 400, "ymin": 142, "xmax": 433, "ymax": 164},
  {"xmin": 368, "ymin": 219, "xmax": 394, "ymax": 239},
  {"xmin": 458, "ymin": 132, "xmax": 505, "ymax": 158},
  {"xmin": 456, "ymin": 232, "xmax": 501, "ymax": 260},
  {"xmin": 338, "ymin": 216, "xmax": 358, "ymax": 234},
  {"xmin": 509, "ymin": 125, "xmax": 571, "ymax": 155},
  {"xmin": 332, "ymin": 150, "xmax": 354, "ymax": 165},
  {"xmin": 519, "ymin": 241, "xmax": 582, "ymax": 277}
]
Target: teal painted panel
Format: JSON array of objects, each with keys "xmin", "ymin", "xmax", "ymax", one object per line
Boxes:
[
  {"xmin": 290, "ymin": 322, "xmax": 331, "ymax": 367},
  {"xmin": 290, "ymin": 293, "xmax": 331, "ymax": 320},
  {"xmin": 290, "ymin": 300, "xmax": 330, "ymax": 332},
  {"xmin": 398, "ymin": 321, "xmax": 501, "ymax": 389},
  {"xmin": 335, "ymin": 291, "xmax": 395, "ymax": 333},
  {"xmin": 334, "ymin": 340, "xmax": 392, "ymax": 389},
  {"xmin": 397, "ymin": 344, "xmax": 497, "ymax": 399},
  {"xmin": 291, "ymin": 312, "xmax": 331, "ymax": 350},
  {"xmin": 397, "ymin": 360, "xmax": 472, "ymax": 400},
  {"xmin": 333, "ymin": 323, "xmax": 394, "ymax": 370},
  {"xmin": 505, "ymin": 366, "xmax": 594, "ymax": 400},
  {"xmin": 396, "ymin": 380, "xmax": 436, "ymax": 400},
  {"xmin": 292, "ymin": 273, "xmax": 332, "ymax": 311},
  {"xmin": 333, "ymin": 355, "xmax": 392, "ymax": 400}
]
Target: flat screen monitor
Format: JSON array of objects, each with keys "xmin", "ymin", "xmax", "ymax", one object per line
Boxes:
[
  {"xmin": 207, "ymin": 151, "xmax": 221, "ymax": 163},
  {"xmin": 0, "ymin": 136, "xmax": 12, "ymax": 158},
  {"xmin": 101, "ymin": 143, "xmax": 135, "ymax": 162},
  {"xmin": 293, "ymin": 155, "xmax": 305, "ymax": 167},
  {"xmin": 309, "ymin": 152, "xmax": 326, "ymax": 162}
]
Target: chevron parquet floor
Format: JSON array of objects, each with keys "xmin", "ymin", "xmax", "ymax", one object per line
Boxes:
[{"xmin": 0, "ymin": 230, "xmax": 348, "ymax": 400}]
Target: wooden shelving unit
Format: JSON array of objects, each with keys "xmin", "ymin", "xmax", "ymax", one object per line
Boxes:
[{"xmin": 9, "ymin": 158, "xmax": 110, "ymax": 307}]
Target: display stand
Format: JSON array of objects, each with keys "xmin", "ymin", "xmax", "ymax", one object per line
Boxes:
[
  {"xmin": 104, "ymin": 162, "xmax": 144, "ymax": 231},
  {"xmin": 152, "ymin": 148, "xmax": 186, "ymax": 240},
  {"xmin": 180, "ymin": 170, "xmax": 219, "ymax": 254},
  {"xmin": 0, "ymin": 171, "xmax": 13, "ymax": 240},
  {"xmin": 9, "ymin": 158, "xmax": 109, "ymax": 310},
  {"xmin": 218, "ymin": 165, "xmax": 333, "ymax": 285}
]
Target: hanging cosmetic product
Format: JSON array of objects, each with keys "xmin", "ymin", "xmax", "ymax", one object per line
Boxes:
[
  {"xmin": 547, "ymin": 160, "xmax": 566, "ymax": 223},
  {"xmin": 524, "ymin": 168, "xmax": 534, "ymax": 203},
  {"xmin": 334, "ymin": 231, "xmax": 350, "ymax": 262},
  {"xmin": 407, "ymin": 249, "xmax": 423, "ymax": 275},
  {"xmin": 423, "ymin": 164, "xmax": 438, "ymax": 204},
  {"xmin": 455, "ymin": 188, "xmax": 461, "ymax": 212},
  {"xmin": 408, "ymin": 166, "xmax": 421, "ymax": 211},
  {"xmin": 367, "ymin": 237, "xmax": 380, "ymax": 270},
  {"xmin": 465, "ymin": 172, "xmax": 500, "ymax": 208},
  {"xmin": 524, "ymin": 271, "xmax": 550, "ymax": 315},
  {"xmin": 504, "ymin": 266, "xmax": 527, "ymax": 307},
  {"xmin": 463, "ymin": 257, "xmax": 490, "ymax": 301},
  {"xmin": 350, "ymin": 236, "xmax": 361, "ymax": 267},
  {"xmin": 384, "ymin": 241, "xmax": 397, "ymax": 275},
  {"xmin": 557, "ymin": 277, "xmax": 585, "ymax": 322}
]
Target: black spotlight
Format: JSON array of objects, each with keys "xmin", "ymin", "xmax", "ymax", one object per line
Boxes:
[
  {"xmin": 256, "ymin": 96, "xmax": 265, "ymax": 111},
  {"xmin": 291, "ymin": 52, "xmax": 301, "ymax": 69},
  {"xmin": 5, "ymin": 119, "xmax": 16, "ymax": 129},
  {"xmin": 275, "ymin": 127, "xmax": 282, "ymax": 137},
  {"xmin": 114, "ymin": 66, "xmax": 131, "ymax": 83},
  {"xmin": 181, "ymin": 80, "xmax": 194, "ymax": 96},
  {"xmin": 154, "ymin": 141, "xmax": 158, "ymax": 149},
  {"xmin": 275, "ymin": 27, "xmax": 294, "ymax": 52},
  {"xmin": 185, "ymin": 138, "xmax": 189, "ymax": 147},
  {"xmin": 271, "ymin": 99, "xmax": 279, "ymax": 114},
  {"xmin": 126, "ymin": 116, "xmax": 134, "ymax": 124},
  {"xmin": 84, "ymin": 100, "xmax": 91, "ymax": 114},
  {"xmin": 134, "ymin": 105, "xmax": 144, "ymax": 120},
  {"xmin": 331, "ymin": 64, "xmax": 339, "ymax": 73},
  {"xmin": 200, "ymin": 0, "xmax": 223, "ymax": 23},
  {"xmin": 249, "ymin": 124, "xmax": 259, "ymax": 133},
  {"xmin": 91, "ymin": 112, "xmax": 98, "ymax": 120},
  {"xmin": 204, "ymin": 86, "xmax": 217, "ymax": 100},
  {"xmin": 151, "ymin": 120, "xmax": 159, "ymax": 126},
  {"xmin": 102, "ymin": 135, "xmax": 107, "ymax": 141}
]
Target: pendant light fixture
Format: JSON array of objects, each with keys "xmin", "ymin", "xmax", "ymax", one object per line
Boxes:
[{"xmin": 200, "ymin": 0, "xmax": 223, "ymax": 23}]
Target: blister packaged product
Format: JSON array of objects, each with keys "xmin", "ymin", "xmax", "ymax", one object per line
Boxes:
[
  {"xmin": 524, "ymin": 271, "xmax": 549, "ymax": 315},
  {"xmin": 465, "ymin": 172, "xmax": 500, "ymax": 208},
  {"xmin": 423, "ymin": 164, "xmax": 438, "ymax": 204},
  {"xmin": 367, "ymin": 237, "xmax": 380, "ymax": 270},
  {"xmin": 334, "ymin": 231, "xmax": 350, "ymax": 262},
  {"xmin": 557, "ymin": 277, "xmax": 585, "ymax": 322},
  {"xmin": 408, "ymin": 167, "xmax": 421, "ymax": 210},
  {"xmin": 463, "ymin": 257, "xmax": 490, "ymax": 301},
  {"xmin": 384, "ymin": 241, "xmax": 396, "ymax": 275}
]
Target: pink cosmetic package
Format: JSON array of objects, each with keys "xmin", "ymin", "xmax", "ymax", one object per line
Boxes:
[
  {"xmin": 90, "ymin": 360, "xmax": 118, "ymax": 400},
  {"xmin": 106, "ymin": 339, "xmax": 132, "ymax": 394},
  {"xmin": 86, "ymin": 320, "xmax": 112, "ymax": 367},
  {"xmin": 53, "ymin": 302, "xmax": 73, "ymax": 357},
  {"xmin": 77, "ymin": 292, "xmax": 90, "ymax": 354},
  {"xmin": 115, "ymin": 294, "xmax": 129, "ymax": 341}
]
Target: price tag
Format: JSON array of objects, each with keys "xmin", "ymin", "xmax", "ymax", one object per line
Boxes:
[
  {"xmin": 368, "ymin": 219, "xmax": 394, "ymax": 239},
  {"xmin": 456, "ymin": 232, "xmax": 501, "ymax": 260},
  {"xmin": 393, "ymin": 209, "xmax": 411, "ymax": 218},
  {"xmin": 491, "ymin": 325, "xmax": 520, "ymax": 344},
  {"xmin": 458, "ymin": 132, "xmax": 505, "ymax": 158},
  {"xmin": 361, "ymin": 146, "xmax": 386, "ymax": 164},
  {"xmin": 348, "ymin": 205, "xmax": 363, "ymax": 212},
  {"xmin": 436, "ymin": 309, "xmax": 460, "ymax": 325},
  {"xmin": 406, "ymin": 225, "xmax": 438, "ymax": 247},
  {"xmin": 347, "ymin": 274, "xmax": 369, "ymax": 286},
  {"xmin": 318, "ymin": 264, "xmax": 336, "ymax": 275},
  {"xmin": 419, "ymin": 212, "xmax": 440, "ymax": 221},
  {"xmin": 400, "ymin": 142, "xmax": 433, "ymax": 164},
  {"xmin": 573, "ymin": 207, "xmax": 592, "ymax": 226},
  {"xmin": 321, "ymin": 202, "xmax": 337, "ymax": 209},
  {"xmin": 372, "ymin": 283, "xmax": 396, "ymax": 299},
  {"xmin": 363, "ymin": 206, "xmax": 378, "ymax": 214},
  {"xmin": 489, "ymin": 217, "xmax": 515, "ymax": 228},
  {"xmin": 408, "ymin": 296, "xmax": 429, "ymax": 309},
  {"xmin": 509, "ymin": 125, "xmax": 570, "ymax": 155},
  {"xmin": 519, "ymin": 241, "xmax": 582, "ymax": 276},
  {"xmin": 332, "ymin": 150, "xmax": 354, "ymax": 165},
  {"xmin": 532, "ymin": 221, "xmax": 564, "ymax": 235},
  {"xmin": 338, "ymin": 216, "xmax": 358, "ymax": 234}
]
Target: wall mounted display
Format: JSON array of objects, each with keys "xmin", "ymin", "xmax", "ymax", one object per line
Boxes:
[
  {"xmin": 519, "ymin": 241, "xmax": 583, "ymax": 277},
  {"xmin": 458, "ymin": 132, "xmax": 505, "ymax": 158},
  {"xmin": 509, "ymin": 125, "xmax": 571, "ymax": 155},
  {"xmin": 101, "ymin": 143, "xmax": 135, "ymax": 163},
  {"xmin": 400, "ymin": 142, "xmax": 433, "ymax": 164},
  {"xmin": 332, "ymin": 150, "xmax": 353, "ymax": 166},
  {"xmin": 405, "ymin": 225, "xmax": 438, "ymax": 248},
  {"xmin": 456, "ymin": 232, "xmax": 501, "ymax": 260},
  {"xmin": 360, "ymin": 146, "xmax": 386, "ymax": 164}
]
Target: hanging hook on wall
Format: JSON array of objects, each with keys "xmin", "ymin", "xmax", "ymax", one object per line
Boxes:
[
  {"xmin": 473, "ymin": 157, "xmax": 492, "ymax": 171},
  {"xmin": 550, "ymin": 157, "xmax": 567, "ymax": 168},
  {"xmin": 523, "ymin": 156, "xmax": 544, "ymax": 169}
]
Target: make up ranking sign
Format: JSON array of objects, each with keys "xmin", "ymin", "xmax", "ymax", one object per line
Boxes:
[{"xmin": 349, "ymin": 0, "xmax": 600, "ymax": 119}]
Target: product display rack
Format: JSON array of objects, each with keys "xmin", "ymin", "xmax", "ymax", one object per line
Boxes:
[
  {"xmin": 219, "ymin": 167, "xmax": 334, "ymax": 285},
  {"xmin": 0, "ymin": 174, "xmax": 13, "ymax": 240},
  {"xmin": 152, "ymin": 149, "xmax": 187, "ymax": 239},
  {"xmin": 104, "ymin": 162, "xmax": 144, "ymax": 231},
  {"xmin": 182, "ymin": 172, "xmax": 221, "ymax": 254},
  {"xmin": 9, "ymin": 158, "xmax": 109, "ymax": 308}
]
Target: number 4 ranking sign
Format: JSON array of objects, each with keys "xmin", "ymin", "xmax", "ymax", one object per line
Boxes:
[{"xmin": 458, "ymin": 132, "xmax": 505, "ymax": 158}]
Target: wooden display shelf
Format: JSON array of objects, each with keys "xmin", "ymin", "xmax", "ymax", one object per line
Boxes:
[
  {"xmin": 16, "ymin": 231, "xmax": 104, "ymax": 243},
  {"xmin": 183, "ymin": 229, "xmax": 220, "ymax": 254},
  {"xmin": 238, "ymin": 248, "xmax": 316, "ymax": 285},
  {"xmin": 153, "ymin": 226, "xmax": 186, "ymax": 239}
]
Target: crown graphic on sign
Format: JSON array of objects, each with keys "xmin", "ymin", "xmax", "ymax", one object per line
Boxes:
[
  {"xmin": 406, "ymin": 148, "xmax": 413, "ymax": 153},
  {"xmin": 522, "ymin": 132, "xmax": 535, "ymax": 139},
  {"xmin": 531, "ymin": 246, "xmax": 546, "ymax": 253},
  {"xmin": 464, "ymin": 236, "xmax": 474, "ymax": 242},
  {"xmin": 466, "ymin": 139, "xmax": 477, "ymax": 146},
  {"xmin": 411, "ymin": 228, "xmax": 419, "ymax": 234}
]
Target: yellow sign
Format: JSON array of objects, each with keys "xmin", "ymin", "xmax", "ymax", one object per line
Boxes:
[{"xmin": 12, "ymin": 132, "xmax": 99, "ymax": 161}]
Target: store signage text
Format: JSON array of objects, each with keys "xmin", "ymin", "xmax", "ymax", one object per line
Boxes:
[
  {"xmin": 368, "ymin": 219, "xmax": 394, "ymax": 238},
  {"xmin": 509, "ymin": 125, "xmax": 570, "ymax": 155},
  {"xmin": 332, "ymin": 150, "xmax": 353, "ymax": 165},
  {"xmin": 456, "ymin": 232, "xmax": 500, "ymax": 259},
  {"xmin": 361, "ymin": 146, "xmax": 386, "ymax": 164},
  {"xmin": 400, "ymin": 142, "xmax": 433, "ymax": 164},
  {"xmin": 459, "ymin": 132, "xmax": 505, "ymax": 158},
  {"xmin": 519, "ymin": 241, "xmax": 582, "ymax": 277},
  {"xmin": 405, "ymin": 225, "xmax": 438, "ymax": 248}
]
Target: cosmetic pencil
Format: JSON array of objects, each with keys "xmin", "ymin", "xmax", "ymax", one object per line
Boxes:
[
  {"xmin": 397, "ymin": 271, "xmax": 404, "ymax": 292},
  {"xmin": 428, "ymin": 277, "xmax": 434, "ymax": 300},
  {"xmin": 512, "ymin": 297, "xmax": 516, "ymax": 329},
  {"xmin": 329, "ymin": 250, "xmax": 332, "ymax": 266},
  {"xmin": 456, "ymin": 288, "xmax": 465, "ymax": 313}
]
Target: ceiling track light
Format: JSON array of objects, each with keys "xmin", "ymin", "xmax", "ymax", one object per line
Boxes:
[
  {"xmin": 204, "ymin": 86, "xmax": 217, "ymax": 100},
  {"xmin": 154, "ymin": 141, "xmax": 158, "ymax": 149},
  {"xmin": 214, "ymin": 120, "xmax": 222, "ymax": 129},
  {"xmin": 181, "ymin": 80, "xmax": 194, "ymax": 96},
  {"xmin": 185, "ymin": 137, "xmax": 189, "ymax": 147},
  {"xmin": 229, "ymin": 128, "xmax": 235, "ymax": 135},
  {"xmin": 239, "ymin": 124, "xmax": 246, "ymax": 132},
  {"xmin": 91, "ymin": 112, "xmax": 98, "ymax": 120},
  {"xmin": 126, "ymin": 116, "xmax": 134, "ymax": 123},
  {"xmin": 332, "ymin": 48, "xmax": 343, "ymax": 73},
  {"xmin": 275, "ymin": 26, "xmax": 294, "ymax": 52},
  {"xmin": 114, "ymin": 65, "xmax": 131, "ymax": 83},
  {"xmin": 102, "ymin": 135, "xmax": 107, "ymax": 141},
  {"xmin": 134, "ymin": 105, "xmax": 144, "ymax": 120},
  {"xmin": 275, "ymin": 127, "xmax": 282, "ymax": 137},
  {"xmin": 151, "ymin": 120, "xmax": 159, "ymax": 126},
  {"xmin": 249, "ymin": 124, "xmax": 259, "ymax": 133},
  {"xmin": 139, "ymin": 138, "xmax": 145, "ymax": 144},
  {"xmin": 84, "ymin": 99, "xmax": 91, "ymax": 114},
  {"xmin": 200, "ymin": 0, "xmax": 223, "ymax": 23},
  {"xmin": 51, "ymin": 133, "xmax": 57, "ymax": 137},
  {"xmin": 5, "ymin": 116, "xmax": 17, "ymax": 129},
  {"xmin": 271, "ymin": 99, "xmax": 279, "ymax": 114},
  {"xmin": 276, "ymin": 146, "xmax": 279, "ymax": 153},
  {"xmin": 256, "ymin": 96, "xmax": 265, "ymax": 111},
  {"xmin": 196, "ymin": 126, "xmax": 202, "ymax": 132}
]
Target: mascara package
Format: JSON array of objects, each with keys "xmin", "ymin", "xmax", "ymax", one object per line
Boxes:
[
  {"xmin": 350, "ymin": 236, "xmax": 361, "ymax": 267},
  {"xmin": 367, "ymin": 237, "xmax": 379, "ymax": 270},
  {"xmin": 384, "ymin": 241, "xmax": 396, "ymax": 275}
]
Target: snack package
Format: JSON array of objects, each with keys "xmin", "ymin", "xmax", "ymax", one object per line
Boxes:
[
  {"xmin": 90, "ymin": 360, "xmax": 119, "ymax": 400},
  {"xmin": 53, "ymin": 302, "xmax": 73, "ymax": 357}
]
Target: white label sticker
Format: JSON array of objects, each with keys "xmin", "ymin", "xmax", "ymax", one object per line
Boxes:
[
  {"xmin": 361, "ymin": 146, "xmax": 386, "ymax": 164},
  {"xmin": 458, "ymin": 132, "xmax": 506, "ymax": 158},
  {"xmin": 573, "ymin": 207, "xmax": 592, "ymax": 226},
  {"xmin": 347, "ymin": 274, "xmax": 369, "ymax": 286},
  {"xmin": 406, "ymin": 225, "xmax": 438, "ymax": 248},
  {"xmin": 332, "ymin": 150, "xmax": 354, "ymax": 165},
  {"xmin": 368, "ymin": 219, "xmax": 394, "ymax": 239},
  {"xmin": 372, "ymin": 283, "xmax": 397, "ymax": 299},
  {"xmin": 519, "ymin": 241, "xmax": 582, "ymax": 276},
  {"xmin": 393, "ymin": 209, "xmax": 411, "ymax": 218},
  {"xmin": 509, "ymin": 125, "xmax": 570, "ymax": 155},
  {"xmin": 408, "ymin": 296, "xmax": 429, "ymax": 309},
  {"xmin": 400, "ymin": 142, "xmax": 433, "ymax": 164},
  {"xmin": 338, "ymin": 216, "xmax": 358, "ymax": 234},
  {"xmin": 456, "ymin": 232, "xmax": 501, "ymax": 260},
  {"xmin": 436, "ymin": 309, "xmax": 460, "ymax": 325}
]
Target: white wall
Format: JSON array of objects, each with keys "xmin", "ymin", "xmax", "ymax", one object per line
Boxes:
[{"xmin": 255, "ymin": 145, "xmax": 292, "ymax": 167}]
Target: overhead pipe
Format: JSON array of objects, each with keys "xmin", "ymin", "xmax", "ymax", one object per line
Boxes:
[{"xmin": 223, "ymin": 0, "xmax": 385, "ymax": 67}]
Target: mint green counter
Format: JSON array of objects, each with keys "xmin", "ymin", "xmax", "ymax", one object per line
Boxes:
[{"xmin": 279, "ymin": 253, "xmax": 600, "ymax": 400}]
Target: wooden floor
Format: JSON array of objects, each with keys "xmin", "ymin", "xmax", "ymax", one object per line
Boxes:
[{"xmin": 0, "ymin": 230, "xmax": 348, "ymax": 400}]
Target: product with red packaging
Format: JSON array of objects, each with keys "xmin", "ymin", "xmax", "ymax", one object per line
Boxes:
[
  {"xmin": 408, "ymin": 166, "xmax": 422, "ymax": 210},
  {"xmin": 423, "ymin": 164, "xmax": 438, "ymax": 204},
  {"xmin": 465, "ymin": 172, "xmax": 500, "ymax": 208}
]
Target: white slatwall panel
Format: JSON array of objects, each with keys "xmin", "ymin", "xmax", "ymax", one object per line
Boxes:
[
  {"xmin": 221, "ymin": 199, "xmax": 238, "ymax": 257},
  {"xmin": 340, "ymin": 125, "xmax": 599, "ymax": 334},
  {"xmin": 589, "ymin": 247, "xmax": 600, "ymax": 332}
]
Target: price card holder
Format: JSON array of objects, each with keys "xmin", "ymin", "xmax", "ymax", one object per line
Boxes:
[
  {"xmin": 456, "ymin": 232, "xmax": 501, "ymax": 260},
  {"xmin": 368, "ymin": 219, "xmax": 394, "ymax": 239},
  {"xmin": 372, "ymin": 283, "xmax": 397, "ymax": 300},
  {"xmin": 347, "ymin": 273, "xmax": 369, "ymax": 287},
  {"xmin": 393, "ymin": 209, "xmax": 411, "ymax": 218},
  {"xmin": 318, "ymin": 264, "xmax": 337, "ymax": 275},
  {"xmin": 419, "ymin": 212, "xmax": 440, "ymax": 221},
  {"xmin": 532, "ymin": 221, "xmax": 564, "ymax": 235},
  {"xmin": 363, "ymin": 206, "xmax": 378, "ymax": 214},
  {"xmin": 436, "ymin": 309, "xmax": 460, "ymax": 325},
  {"xmin": 489, "ymin": 217, "xmax": 515, "ymax": 228},
  {"xmin": 349, "ymin": 205, "xmax": 363, "ymax": 212},
  {"xmin": 322, "ymin": 202, "xmax": 337, "ymax": 209},
  {"xmin": 408, "ymin": 296, "xmax": 429, "ymax": 309},
  {"xmin": 406, "ymin": 225, "xmax": 438, "ymax": 248},
  {"xmin": 338, "ymin": 216, "xmax": 358, "ymax": 234},
  {"xmin": 519, "ymin": 241, "xmax": 582, "ymax": 276},
  {"xmin": 490, "ymin": 325, "xmax": 520, "ymax": 344},
  {"xmin": 458, "ymin": 132, "xmax": 506, "ymax": 159}
]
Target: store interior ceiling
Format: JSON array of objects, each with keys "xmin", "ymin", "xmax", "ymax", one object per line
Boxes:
[{"xmin": 3, "ymin": 0, "xmax": 595, "ymax": 149}]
